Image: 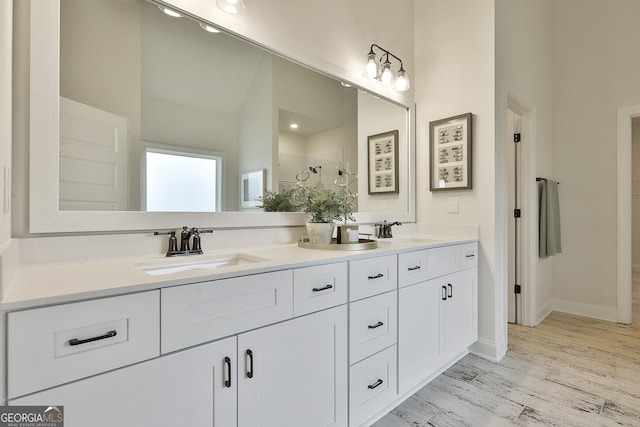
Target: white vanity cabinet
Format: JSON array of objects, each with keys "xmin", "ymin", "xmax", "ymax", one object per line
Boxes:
[
  {"xmin": 238, "ymin": 305, "xmax": 348, "ymax": 427},
  {"xmin": 398, "ymin": 242, "xmax": 478, "ymax": 396},
  {"xmin": 10, "ymin": 336, "xmax": 238, "ymax": 427}
]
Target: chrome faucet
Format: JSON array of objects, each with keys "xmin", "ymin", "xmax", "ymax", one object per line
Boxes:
[
  {"xmin": 155, "ymin": 226, "xmax": 213, "ymax": 257},
  {"xmin": 374, "ymin": 220, "xmax": 402, "ymax": 238}
]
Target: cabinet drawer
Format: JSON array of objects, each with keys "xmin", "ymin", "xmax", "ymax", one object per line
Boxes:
[
  {"xmin": 161, "ymin": 270, "xmax": 293, "ymax": 353},
  {"xmin": 349, "ymin": 291, "xmax": 397, "ymax": 364},
  {"xmin": 349, "ymin": 255, "xmax": 398, "ymax": 301},
  {"xmin": 293, "ymin": 262, "xmax": 347, "ymax": 316},
  {"xmin": 460, "ymin": 242, "xmax": 478, "ymax": 270},
  {"xmin": 7, "ymin": 291, "xmax": 159, "ymax": 399},
  {"xmin": 426, "ymin": 245, "xmax": 460, "ymax": 279},
  {"xmin": 349, "ymin": 345, "xmax": 398, "ymax": 427},
  {"xmin": 398, "ymin": 250, "xmax": 428, "ymax": 288}
]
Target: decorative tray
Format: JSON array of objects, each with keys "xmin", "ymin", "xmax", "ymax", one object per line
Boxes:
[{"xmin": 297, "ymin": 238, "xmax": 378, "ymax": 251}]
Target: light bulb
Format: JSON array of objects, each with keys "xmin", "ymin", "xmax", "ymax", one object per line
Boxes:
[
  {"xmin": 199, "ymin": 23, "xmax": 221, "ymax": 33},
  {"xmin": 365, "ymin": 53, "xmax": 378, "ymax": 78},
  {"xmin": 395, "ymin": 68, "xmax": 410, "ymax": 91},
  {"xmin": 380, "ymin": 61, "xmax": 393, "ymax": 86},
  {"xmin": 217, "ymin": 0, "xmax": 246, "ymax": 14},
  {"xmin": 158, "ymin": 5, "xmax": 182, "ymax": 17}
]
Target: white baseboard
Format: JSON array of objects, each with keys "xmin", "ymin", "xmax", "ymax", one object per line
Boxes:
[
  {"xmin": 552, "ymin": 298, "xmax": 617, "ymax": 322},
  {"xmin": 536, "ymin": 301, "xmax": 553, "ymax": 325},
  {"xmin": 469, "ymin": 337, "xmax": 506, "ymax": 363}
]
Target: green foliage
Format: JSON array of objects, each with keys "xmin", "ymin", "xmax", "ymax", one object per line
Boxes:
[
  {"xmin": 259, "ymin": 185, "xmax": 354, "ymax": 223},
  {"xmin": 296, "ymin": 186, "xmax": 355, "ymax": 223},
  {"xmin": 258, "ymin": 187, "xmax": 299, "ymax": 212}
]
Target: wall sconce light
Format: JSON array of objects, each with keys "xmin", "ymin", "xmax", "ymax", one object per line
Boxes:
[
  {"xmin": 217, "ymin": 0, "xmax": 246, "ymax": 14},
  {"xmin": 364, "ymin": 44, "xmax": 410, "ymax": 92}
]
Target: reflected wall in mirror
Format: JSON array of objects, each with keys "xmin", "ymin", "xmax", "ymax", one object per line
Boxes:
[{"xmin": 59, "ymin": 0, "xmax": 404, "ymax": 213}]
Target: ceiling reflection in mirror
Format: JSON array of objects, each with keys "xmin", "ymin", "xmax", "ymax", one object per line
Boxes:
[{"xmin": 59, "ymin": 0, "xmax": 408, "ymax": 214}]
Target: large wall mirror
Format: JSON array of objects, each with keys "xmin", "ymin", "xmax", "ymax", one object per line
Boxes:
[{"xmin": 29, "ymin": 0, "xmax": 414, "ymax": 232}]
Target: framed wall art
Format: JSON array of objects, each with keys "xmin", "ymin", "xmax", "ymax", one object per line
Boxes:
[
  {"xmin": 429, "ymin": 113, "xmax": 472, "ymax": 191},
  {"xmin": 368, "ymin": 130, "xmax": 399, "ymax": 194}
]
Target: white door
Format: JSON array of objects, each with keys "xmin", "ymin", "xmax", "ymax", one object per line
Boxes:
[
  {"xmin": 10, "ymin": 336, "xmax": 237, "ymax": 427},
  {"xmin": 59, "ymin": 97, "xmax": 128, "ymax": 210},
  {"xmin": 238, "ymin": 305, "xmax": 348, "ymax": 427}
]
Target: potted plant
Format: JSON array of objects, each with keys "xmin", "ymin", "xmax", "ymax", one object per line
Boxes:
[
  {"xmin": 296, "ymin": 186, "xmax": 354, "ymax": 244},
  {"xmin": 258, "ymin": 187, "xmax": 299, "ymax": 212}
]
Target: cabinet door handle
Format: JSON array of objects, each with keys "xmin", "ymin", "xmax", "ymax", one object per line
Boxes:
[
  {"xmin": 224, "ymin": 356, "xmax": 232, "ymax": 388},
  {"xmin": 368, "ymin": 379, "xmax": 384, "ymax": 389},
  {"xmin": 368, "ymin": 321, "xmax": 384, "ymax": 329},
  {"xmin": 312, "ymin": 284, "xmax": 333, "ymax": 292},
  {"xmin": 368, "ymin": 273, "xmax": 384, "ymax": 280},
  {"xmin": 442, "ymin": 286, "xmax": 447, "ymax": 301},
  {"xmin": 448, "ymin": 283, "xmax": 453, "ymax": 298},
  {"xmin": 246, "ymin": 349, "xmax": 254, "ymax": 379},
  {"xmin": 69, "ymin": 330, "xmax": 117, "ymax": 346},
  {"xmin": 465, "ymin": 253, "xmax": 475, "ymax": 258},
  {"xmin": 408, "ymin": 265, "xmax": 421, "ymax": 271}
]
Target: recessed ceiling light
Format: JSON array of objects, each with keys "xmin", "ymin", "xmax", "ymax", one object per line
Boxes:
[
  {"xmin": 217, "ymin": 0, "xmax": 246, "ymax": 14},
  {"xmin": 199, "ymin": 23, "xmax": 221, "ymax": 33},
  {"xmin": 340, "ymin": 82, "xmax": 352, "ymax": 87},
  {"xmin": 290, "ymin": 123, "xmax": 299, "ymax": 129},
  {"xmin": 158, "ymin": 5, "xmax": 182, "ymax": 18}
]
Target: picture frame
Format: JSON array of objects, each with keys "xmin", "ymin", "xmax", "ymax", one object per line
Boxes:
[
  {"xmin": 241, "ymin": 169, "xmax": 265, "ymax": 208},
  {"xmin": 429, "ymin": 113, "xmax": 472, "ymax": 191},
  {"xmin": 368, "ymin": 130, "xmax": 399, "ymax": 194}
]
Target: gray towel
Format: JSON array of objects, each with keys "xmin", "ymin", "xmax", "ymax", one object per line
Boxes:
[{"xmin": 538, "ymin": 179, "xmax": 562, "ymax": 258}]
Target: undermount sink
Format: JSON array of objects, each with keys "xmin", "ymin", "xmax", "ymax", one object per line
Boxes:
[{"xmin": 134, "ymin": 253, "xmax": 267, "ymax": 276}]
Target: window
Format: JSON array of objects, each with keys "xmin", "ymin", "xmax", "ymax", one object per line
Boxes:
[{"xmin": 144, "ymin": 146, "xmax": 222, "ymax": 212}]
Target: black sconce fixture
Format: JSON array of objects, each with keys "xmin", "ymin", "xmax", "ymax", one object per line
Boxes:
[{"xmin": 364, "ymin": 44, "xmax": 410, "ymax": 92}]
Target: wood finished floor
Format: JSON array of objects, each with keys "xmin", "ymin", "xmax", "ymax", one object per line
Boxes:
[{"xmin": 374, "ymin": 279, "xmax": 640, "ymax": 426}]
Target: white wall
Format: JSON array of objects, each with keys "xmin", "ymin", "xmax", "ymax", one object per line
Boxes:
[
  {"xmin": 414, "ymin": 0, "xmax": 501, "ymax": 359},
  {"xmin": 0, "ymin": 1, "xmax": 11, "ymax": 245},
  {"xmin": 551, "ymin": 0, "xmax": 640, "ymax": 320},
  {"xmin": 496, "ymin": 0, "xmax": 554, "ymax": 325}
]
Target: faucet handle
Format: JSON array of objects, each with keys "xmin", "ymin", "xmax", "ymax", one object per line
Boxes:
[{"xmin": 154, "ymin": 230, "xmax": 178, "ymax": 256}]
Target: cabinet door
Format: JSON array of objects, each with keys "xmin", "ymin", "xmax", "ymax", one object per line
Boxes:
[
  {"xmin": 441, "ymin": 268, "xmax": 477, "ymax": 357},
  {"xmin": 398, "ymin": 279, "xmax": 441, "ymax": 395},
  {"xmin": 10, "ymin": 337, "xmax": 237, "ymax": 427},
  {"xmin": 238, "ymin": 305, "xmax": 348, "ymax": 427}
]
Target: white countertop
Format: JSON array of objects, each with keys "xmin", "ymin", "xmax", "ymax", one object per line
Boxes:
[{"xmin": 1, "ymin": 234, "xmax": 476, "ymax": 311}]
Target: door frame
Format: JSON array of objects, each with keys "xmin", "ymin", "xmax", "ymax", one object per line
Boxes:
[
  {"xmin": 507, "ymin": 97, "xmax": 537, "ymax": 326},
  {"xmin": 617, "ymin": 104, "xmax": 640, "ymax": 324}
]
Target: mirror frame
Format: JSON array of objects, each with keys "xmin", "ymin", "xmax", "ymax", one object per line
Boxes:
[{"xmin": 28, "ymin": 0, "xmax": 415, "ymax": 233}]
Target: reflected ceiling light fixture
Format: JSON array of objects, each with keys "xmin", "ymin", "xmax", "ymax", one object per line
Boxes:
[
  {"xmin": 364, "ymin": 44, "xmax": 410, "ymax": 92},
  {"xmin": 199, "ymin": 22, "xmax": 221, "ymax": 33},
  {"xmin": 157, "ymin": 5, "xmax": 182, "ymax": 18},
  {"xmin": 217, "ymin": 0, "xmax": 246, "ymax": 14},
  {"xmin": 289, "ymin": 123, "xmax": 299, "ymax": 129}
]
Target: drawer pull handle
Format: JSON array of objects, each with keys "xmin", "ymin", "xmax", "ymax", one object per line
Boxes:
[
  {"xmin": 368, "ymin": 321, "xmax": 384, "ymax": 329},
  {"xmin": 246, "ymin": 349, "xmax": 254, "ymax": 379},
  {"xmin": 442, "ymin": 286, "xmax": 447, "ymax": 301},
  {"xmin": 465, "ymin": 254, "xmax": 475, "ymax": 258},
  {"xmin": 69, "ymin": 330, "xmax": 117, "ymax": 346},
  {"xmin": 368, "ymin": 379, "xmax": 384, "ymax": 389},
  {"xmin": 408, "ymin": 266, "xmax": 421, "ymax": 271},
  {"xmin": 448, "ymin": 283, "xmax": 453, "ymax": 298},
  {"xmin": 312, "ymin": 284, "xmax": 333, "ymax": 292},
  {"xmin": 224, "ymin": 356, "xmax": 232, "ymax": 388},
  {"xmin": 368, "ymin": 273, "xmax": 384, "ymax": 280}
]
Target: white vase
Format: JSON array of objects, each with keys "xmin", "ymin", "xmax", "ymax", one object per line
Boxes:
[{"xmin": 306, "ymin": 222, "xmax": 335, "ymax": 244}]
